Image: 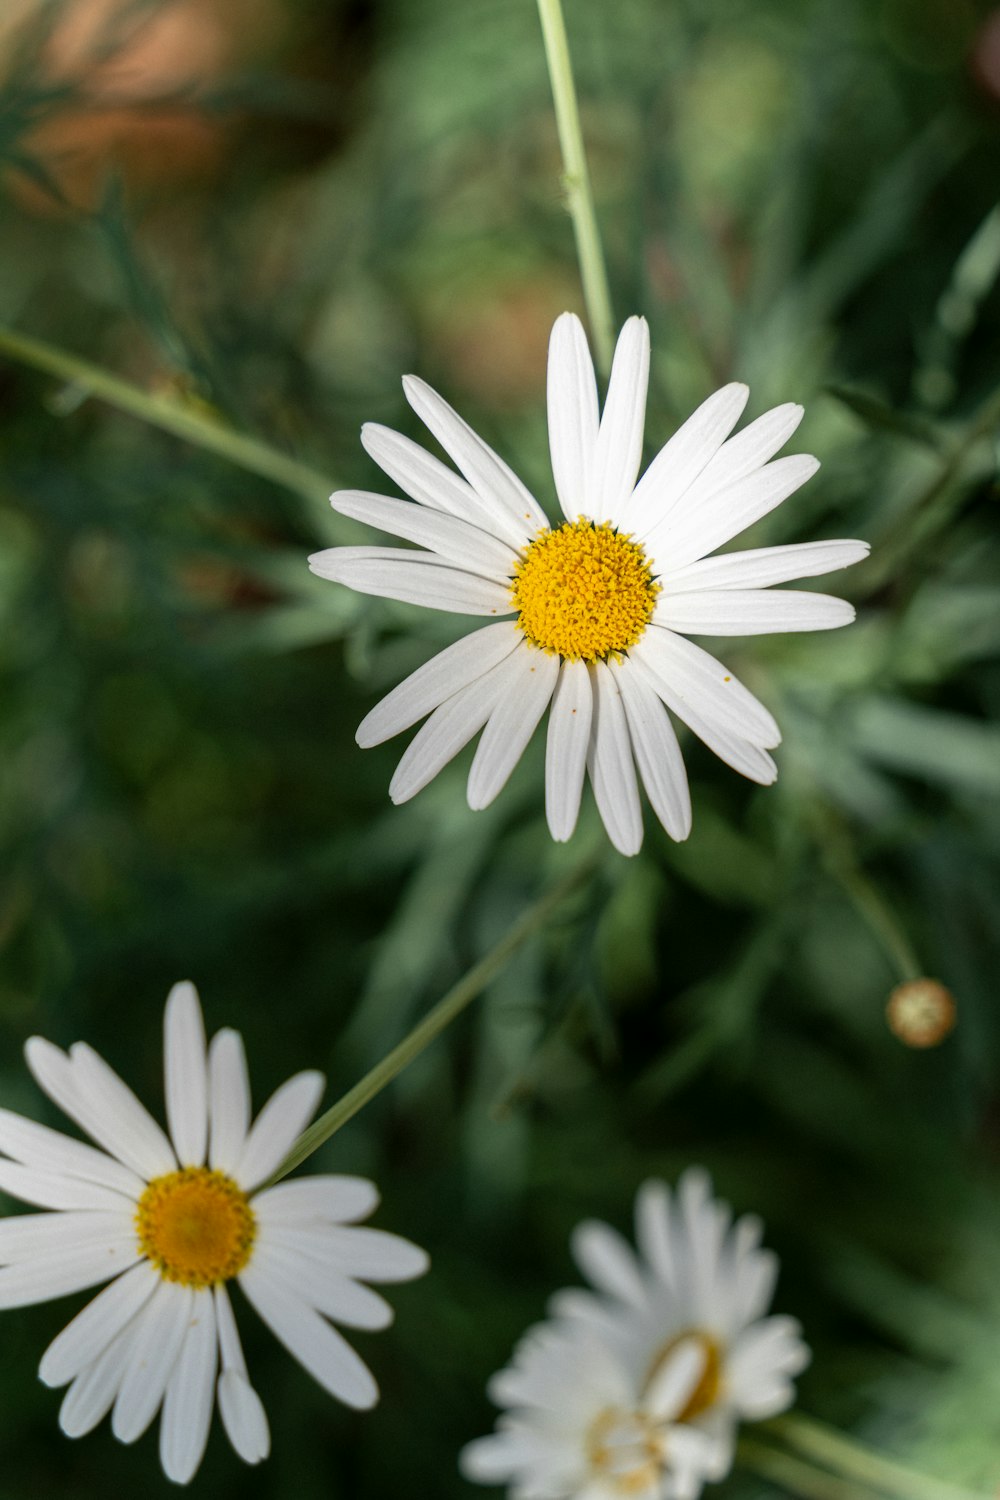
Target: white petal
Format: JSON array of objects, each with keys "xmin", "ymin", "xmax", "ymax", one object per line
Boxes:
[
  {"xmin": 0, "ymin": 1106, "xmax": 144, "ymax": 1199},
  {"xmin": 571, "ymin": 1219, "xmax": 645, "ymax": 1303},
  {"xmin": 467, "ymin": 645, "xmax": 559, "ymax": 810},
  {"xmin": 40, "ymin": 1260, "xmax": 159, "ymax": 1388},
  {"xmin": 252, "ymin": 1237, "xmax": 394, "ymax": 1329},
  {"xmin": 235, "ymin": 1072, "xmax": 325, "ymax": 1192},
  {"xmin": 631, "ymin": 652, "xmax": 778, "ymax": 785},
  {"xmin": 386, "ymin": 651, "xmax": 520, "ymax": 805},
  {"xmin": 253, "ymin": 1176, "xmax": 379, "ymax": 1226},
  {"xmin": 207, "ymin": 1287, "xmax": 271, "ymax": 1461},
  {"xmin": 728, "ymin": 1317, "xmax": 810, "ymax": 1417},
  {"xmin": 403, "ymin": 374, "xmax": 548, "ymax": 533},
  {"xmin": 587, "ymin": 661, "xmax": 643, "ymax": 856},
  {"xmin": 217, "ymin": 1369, "xmax": 270, "ymax": 1464},
  {"xmin": 655, "ymin": 588, "xmax": 854, "ymax": 636},
  {"xmin": 635, "ymin": 1179, "xmax": 677, "ymax": 1288},
  {"xmin": 0, "ymin": 1234, "xmax": 140, "ymax": 1308},
  {"xmin": 239, "ymin": 1261, "xmax": 379, "ymax": 1409},
  {"xmin": 661, "ymin": 538, "xmax": 870, "ymax": 593},
  {"xmin": 266, "ymin": 1224, "xmax": 429, "ymax": 1283},
  {"xmin": 679, "ymin": 401, "xmax": 804, "ymax": 501},
  {"xmin": 0, "ymin": 1160, "xmax": 133, "ymax": 1212},
  {"xmin": 646, "ymin": 454, "xmax": 820, "ymax": 573},
  {"xmin": 25, "ymin": 1037, "xmax": 176, "ymax": 1180},
  {"xmin": 356, "ymin": 621, "xmax": 521, "ymax": 748},
  {"xmin": 331, "ymin": 490, "xmax": 516, "ymax": 582},
  {"xmin": 111, "ymin": 1280, "xmax": 193, "ymax": 1443},
  {"xmin": 645, "ymin": 1336, "xmax": 708, "ymax": 1421},
  {"xmin": 460, "ymin": 1434, "xmax": 522, "ymax": 1484},
  {"xmin": 160, "ymin": 1291, "xmax": 218, "ymax": 1485},
  {"xmin": 633, "ymin": 628, "xmax": 780, "ymax": 747},
  {"xmin": 613, "ymin": 660, "xmax": 692, "ymax": 841},
  {"xmin": 731, "ymin": 1246, "xmax": 779, "ymax": 1332},
  {"xmin": 589, "ymin": 316, "xmax": 649, "ymax": 522},
  {"xmin": 545, "ymin": 659, "xmax": 593, "ymax": 842},
  {"xmin": 547, "ymin": 312, "xmax": 599, "ymax": 522},
  {"xmin": 308, "ymin": 546, "xmax": 515, "ymax": 617},
  {"xmin": 623, "ymin": 383, "xmax": 749, "ymax": 536},
  {"xmin": 164, "ymin": 981, "xmax": 208, "ymax": 1169},
  {"xmin": 59, "ymin": 1316, "xmax": 142, "ymax": 1438},
  {"xmin": 361, "ymin": 422, "xmax": 530, "ymax": 550},
  {"xmin": 208, "ymin": 1028, "xmax": 251, "ymax": 1175}
]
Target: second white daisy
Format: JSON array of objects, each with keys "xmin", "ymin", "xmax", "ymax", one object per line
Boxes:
[
  {"xmin": 311, "ymin": 312, "xmax": 869, "ymax": 855},
  {"xmin": 0, "ymin": 981, "xmax": 429, "ymax": 1484}
]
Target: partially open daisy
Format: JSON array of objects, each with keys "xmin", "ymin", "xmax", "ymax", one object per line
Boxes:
[
  {"xmin": 310, "ymin": 313, "xmax": 868, "ymax": 855},
  {"xmin": 0, "ymin": 982, "xmax": 428, "ymax": 1484},
  {"xmin": 461, "ymin": 1170, "xmax": 809, "ymax": 1499}
]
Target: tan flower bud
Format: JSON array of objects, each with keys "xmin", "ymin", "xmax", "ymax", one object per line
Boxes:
[{"xmin": 886, "ymin": 978, "xmax": 956, "ymax": 1048}]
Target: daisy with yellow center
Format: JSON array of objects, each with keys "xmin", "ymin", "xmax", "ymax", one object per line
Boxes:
[
  {"xmin": 0, "ymin": 982, "xmax": 428, "ymax": 1485},
  {"xmin": 311, "ymin": 312, "xmax": 869, "ymax": 855},
  {"xmin": 460, "ymin": 1170, "xmax": 809, "ymax": 1500}
]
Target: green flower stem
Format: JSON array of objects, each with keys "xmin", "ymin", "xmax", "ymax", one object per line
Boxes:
[
  {"xmin": 809, "ymin": 805, "xmax": 921, "ymax": 983},
  {"xmin": 766, "ymin": 1414, "xmax": 992, "ymax": 1500},
  {"xmin": 0, "ymin": 324, "xmax": 333, "ymax": 504},
  {"xmin": 739, "ymin": 1437, "xmax": 876, "ymax": 1500},
  {"xmin": 264, "ymin": 855, "xmax": 598, "ymax": 1185},
  {"xmin": 536, "ymin": 0, "xmax": 615, "ymax": 374}
]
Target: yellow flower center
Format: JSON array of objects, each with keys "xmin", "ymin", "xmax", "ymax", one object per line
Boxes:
[
  {"xmin": 644, "ymin": 1329, "xmax": 723, "ymax": 1423},
  {"xmin": 511, "ymin": 518, "xmax": 658, "ymax": 661},
  {"xmin": 135, "ymin": 1166, "xmax": 256, "ymax": 1288}
]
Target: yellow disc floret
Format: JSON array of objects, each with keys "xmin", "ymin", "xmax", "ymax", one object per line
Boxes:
[
  {"xmin": 511, "ymin": 518, "xmax": 658, "ymax": 661},
  {"xmin": 136, "ymin": 1166, "xmax": 256, "ymax": 1288}
]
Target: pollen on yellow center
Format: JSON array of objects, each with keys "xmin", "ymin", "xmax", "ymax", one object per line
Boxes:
[
  {"xmin": 511, "ymin": 518, "xmax": 658, "ymax": 661},
  {"xmin": 136, "ymin": 1166, "xmax": 256, "ymax": 1288}
]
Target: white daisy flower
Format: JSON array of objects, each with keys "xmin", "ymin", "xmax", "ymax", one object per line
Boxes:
[
  {"xmin": 461, "ymin": 1169, "xmax": 809, "ymax": 1499},
  {"xmin": 0, "ymin": 982, "xmax": 429, "ymax": 1485},
  {"xmin": 310, "ymin": 313, "xmax": 869, "ymax": 856}
]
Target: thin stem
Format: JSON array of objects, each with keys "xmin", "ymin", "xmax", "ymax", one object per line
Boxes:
[
  {"xmin": 536, "ymin": 0, "xmax": 615, "ymax": 373},
  {"xmin": 809, "ymin": 805, "xmax": 921, "ymax": 983},
  {"xmin": 739, "ymin": 1437, "xmax": 876, "ymax": 1500},
  {"xmin": 0, "ymin": 324, "xmax": 333, "ymax": 505},
  {"xmin": 767, "ymin": 1415, "xmax": 991, "ymax": 1500},
  {"xmin": 263, "ymin": 855, "xmax": 597, "ymax": 1185}
]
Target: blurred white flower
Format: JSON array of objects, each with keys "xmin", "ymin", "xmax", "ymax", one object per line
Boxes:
[
  {"xmin": 311, "ymin": 312, "xmax": 868, "ymax": 855},
  {"xmin": 461, "ymin": 1169, "xmax": 809, "ymax": 1499},
  {"xmin": 0, "ymin": 982, "xmax": 428, "ymax": 1484}
]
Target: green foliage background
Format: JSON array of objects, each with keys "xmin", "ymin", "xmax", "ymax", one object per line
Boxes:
[{"xmin": 1, "ymin": 0, "xmax": 999, "ymax": 1495}]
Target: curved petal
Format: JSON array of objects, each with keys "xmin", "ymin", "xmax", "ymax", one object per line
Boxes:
[
  {"xmin": 40, "ymin": 1260, "xmax": 159, "ymax": 1389},
  {"xmin": 0, "ymin": 1236, "xmax": 140, "ymax": 1309},
  {"xmin": 214, "ymin": 1282, "xmax": 271, "ymax": 1462},
  {"xmin": 330, "ymin": 490, "xmax": 516, "ymax": 582},
  {"xmin": 253, "ymin": 1176, "xmax": 379, "ymax": 1226},
  {"xmin": 235, "ymin": 1072, "xmax": 325, "ymax": 1193},
  {"xmin": 387, "ymin": 649, "xmax": 522, "ymax": 805},
  {"xmin": 208, "ymin": 1028, "xmax": 251, "ymax": 1175},
  {"xmin": 0, "ymin": 1107, "xmax": 144, "ymax": 1199},
  {"xmin": 631, "ymin": 652, "xmax": 778, "ymax": 785},
  {"xmin": 678, "ymin": 401, "xmax": 804, "ymax": 502},
  {"xmin": 356, "ymin": 621, "xmax": 521, "ymax": 749},
  {"xmin": 251, "ymin": 1236, "xmax": 394, "ymax": 1329},
  {"xmin": 111, "ymin": 1279, "xmax": 193, "ymax": 1443},
  {"xmin": 655, "ymin": 588, "xmax": 854, "ymax": 636},
  {"xmin": 0, "ymin": 1161, "xmax": 134, "ymax": 1212},
  {"xmin": 545, "ymin": 659, "xmax": 593, "ymax": 842},
  {"xmin": 645, "ymin": 1337, "xmax": 708, "ymax": 1422},
  {"xmin": 164, "ymin": 981, "xmax": 208, "ymax": 1169},
  {"xmin": 645, "ymin": 454, "xmax": 819, "ymax": 574},
  {"xmin": 589, "ymin": 316, "xmax": 649, "ymax": 523},
  {"xmin": 622, "ymin": 383, "xmax": 749, "ymax": 536},
  {"xmin": 59, "ymin": 1313, "xmax": 144, "ymax": 1439},
  {"xmin": 586, "ymin": 662, "xmax": 643, "ymax": 856},
  {"xmin": 613, "ymin": 660, "xmax": 692, "ymax": 842},
  {"xmin": 635, "ymin": 1179, "xmax": 678, "ymax": 1289},
  {"xmin": 571, "ymin": 1219, "xmax": 645, "ymax": 1304},
  {"xmin": 467, "ymin": 645, "xmax": 559, "ymax": 810},
  {"xmin": 634, "ymin": 629, "xmax": 780, "ymax": 747},
  {"xmin": 403, "ymin": 375, "xmax": 548, "ymax": 533},
  {"xmin": 308, "ymin": 547, "xmax": 515, "ymax": 617},
  {"xmin": 547, "ymin": 312, "xmax": 599, "ymax": 521},
  {"xmin": 361, "ymin": 422, "xmax": 530, "ymax": 550},
  {"xmin": 266, "ymin": 1224, "xmax": 429, "ymax": 1283},
  {"xmin": 159, "ymin": 1291, "xmax": 218, "ymax": 1484},
  {"xmin": 239, "ymin": 1261, "xmax": 379, "ymax": 1409},
  {"xmin": 661, "ymin": 538, "xmax": 869, "ymax": 593}
]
